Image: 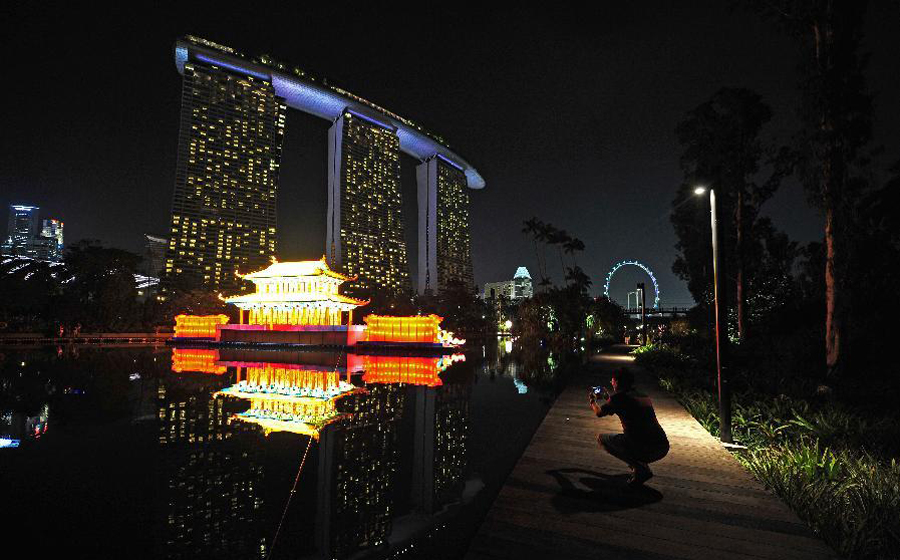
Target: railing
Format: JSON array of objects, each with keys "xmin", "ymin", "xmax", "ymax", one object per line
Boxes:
[{"xmin": 0, "ymin": 332, "xmax": 172, "ymax": 345}]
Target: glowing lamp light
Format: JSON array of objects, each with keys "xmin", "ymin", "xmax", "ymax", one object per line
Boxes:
[
  {"xmin": 364, "ymin": 314, "xmax": 443, "ymax": 343},
  {"xmin": 694, "ymin": 186, "xmax": 708, "ymax": 195},
  {"xmin": 224, "ymin": 258, "xmax": 367, "ymax": 327},
  {"xmin": 173, "ymin": 314, "xmax": 229, "ymax": 338}
]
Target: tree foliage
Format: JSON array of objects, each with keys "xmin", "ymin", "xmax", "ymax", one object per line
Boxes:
[{"xmin": 672, "ymin": 87, "xmax": 792, "ymax": 338}]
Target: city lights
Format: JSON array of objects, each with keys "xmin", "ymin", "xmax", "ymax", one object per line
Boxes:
[
  {"xmin": 224, "ymin": 258, "xmax": 367, "ymax": 326},
  {"xmin": 364, "ymin": 314, "xmax": 443, "ymax": 343},
  {"xmin": 173, "ymin": 314, "xmax": 229, "ymax": 338}
]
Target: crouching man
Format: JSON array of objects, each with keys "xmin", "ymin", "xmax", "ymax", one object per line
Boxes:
[{"xmin": 590, "ymin": 368, "xmax": 669, "ymax": 487}]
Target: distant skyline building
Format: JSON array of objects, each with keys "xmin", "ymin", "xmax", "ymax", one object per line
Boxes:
[
  {"xmin": 143, "ymin": 234, "xmax": 168, "ymax": 278},
  {"xmin": 2, "ymin": 205, "xmax": 39, "ymax": 258},
  {"xmin": 170, "ymin": 36, "xmax": 484, "ymax": 297},
  {"xmin": 482, "ymin": 266, "xmax": 533, "ymax": 301},
  {"xmin": 417, "ymin": 155, "xmax": 473, "ymax": 294},
  {"xmin": 38, "ymin": 219, "xmax": 64, "ymax": 261},
  {"xmin": 2, "ymin": 205, "xmax": 63, "ymax": 262},
  {"xmin": 165, "ymin": 41, "xmax": 286, "ymax": 290},
  {"xmin": 327, "ymin": 110, "xmax": 410, "ymax": 296}
]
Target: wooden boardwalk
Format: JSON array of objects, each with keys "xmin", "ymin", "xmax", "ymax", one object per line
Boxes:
[{"xmin": 466, "ymin": 346, "xmax": 837, "ymax": 560}]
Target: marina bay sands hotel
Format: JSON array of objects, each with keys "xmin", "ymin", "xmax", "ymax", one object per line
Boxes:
[{"xmin": 164, "ymin": 36, "xmax": 484, "ymax": 297}]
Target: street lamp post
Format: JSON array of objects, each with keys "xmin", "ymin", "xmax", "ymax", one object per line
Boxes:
[
  {"xmin": 637, "ymin": 282, "xmax": 646, "ymax": 345},
  {"xmin": 696, "ymin": 186, "xmax": 732, "ymax": 444}
]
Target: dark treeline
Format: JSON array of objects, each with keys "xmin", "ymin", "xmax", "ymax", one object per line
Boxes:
[
  {"xmin": 671, "ymin": 0, "xmax": 899, "ymax": 394},
  {"xmin": 0, "ymin": 240, "xmax": 497, "ymax": 336},
  {"xmin": 0, "ymin": 240, "xmax": 231, "ymax": 333},
  {"xmin": 514, "ymin": 218, "xmax": 627, "ymax": 352}
]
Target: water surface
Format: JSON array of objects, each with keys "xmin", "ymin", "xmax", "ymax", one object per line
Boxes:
[{"xmin": 1, "ymin": 340, "xmax": 557, "ymax": 559}]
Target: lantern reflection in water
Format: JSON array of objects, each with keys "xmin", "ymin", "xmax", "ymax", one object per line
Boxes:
[
  {"xmin": 361, "ymin": 354, "xmax": 465, "ymax": 387},
  {"xmin": 216, "ymin": 364, "xmax": 360, "ymax": 439},
  {"xmin": 171, "ymin": 348, "xmax": 227, "ymax": 374}
]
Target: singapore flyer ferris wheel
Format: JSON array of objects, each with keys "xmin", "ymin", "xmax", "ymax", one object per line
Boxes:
[{"xmin": 603, "ymin": 260, "xmax": 660, "ymax": 308}]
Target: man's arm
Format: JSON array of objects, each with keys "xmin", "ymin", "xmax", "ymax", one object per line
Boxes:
[{"xmin": 589, "ymin": 392, "xmax": 616, "ymax": 417}]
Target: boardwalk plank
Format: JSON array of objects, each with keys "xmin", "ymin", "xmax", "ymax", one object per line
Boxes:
[{"xmin": 464, "ymin": 346, "xmax": 837, "ymax": 560}]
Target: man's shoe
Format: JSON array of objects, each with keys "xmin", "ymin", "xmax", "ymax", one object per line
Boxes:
[{"xmin": 627, "ymin": 464, "xmax": 653, "ymax": 487}]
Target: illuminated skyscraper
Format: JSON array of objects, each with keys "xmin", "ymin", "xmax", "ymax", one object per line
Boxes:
[
  {"xmin": 166, "ymin": 40, "xmax": 286, "ymax": 291},
  {"xmin": 170, "ymin": 37, "xmax": 486, "ymax": 295},
  {"xmin": 327, "ymin": 110, "xmax": 411, "ymax": 297},
  {"xmin": 2, "ymin": 205, "xmax": 40, "ymax": 258},
  {"xmin": 36, "ymin": 219, "xmax": 64, "ymax": 262},
  {"xmin": 417, "ymin": 156, "xmax": 473, "ymax": 294},
  {"xmin": 143, "ymin": 233, "xmax": 168, "ymax": 278}
]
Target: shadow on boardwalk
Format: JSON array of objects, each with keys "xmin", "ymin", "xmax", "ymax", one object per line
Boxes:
[{"xmin": 465, "ymin": 345, "xmax": 837, "ymax": 560}]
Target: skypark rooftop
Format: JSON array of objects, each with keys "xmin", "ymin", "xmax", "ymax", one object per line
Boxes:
[{"xmin": 175, "ymin": 36, "xmax": 485, "ymax": 189}]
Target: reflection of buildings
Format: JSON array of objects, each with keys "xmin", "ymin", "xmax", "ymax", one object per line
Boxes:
[
  {"xmin": 171, "ymin": 348, "xmax": 226, "ymax": 375},
  {"xmin": 358, "ymin": 354, "xmax": 469, "ymax": 516},
  {"xmin": 170, "ymin": 346, "xmax": 472, "ymax": 559},
  {"xmin": 218, "ymin": 364, "xmax": 359, "ymax": 439},
  {"xmin": 483, "ymin": 266, "xmax": 533, "ymax": 301},
  {"xmin": 0, "ymin": 405, "xmax": 50, "ymax": 447},
  {"xmin": 411, "ymin": 380, "xmax": 470, "ymax": 514},
  {"xmin": 158, "ymin": 370, "xmax": 266, "ymax": 559},
  {"xmin": 317, "ymin": 384, "xmax": 404, "ymax": 558}
]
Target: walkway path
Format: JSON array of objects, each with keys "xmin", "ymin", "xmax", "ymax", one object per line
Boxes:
[{"xmin": 466, "ymin": 345, "xmax": 836, "ymax": 560}]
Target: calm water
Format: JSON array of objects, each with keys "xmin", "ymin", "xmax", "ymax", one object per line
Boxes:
[{"xmin": 1, "ymin": 340, "xmax": 559, "ymax": 559}]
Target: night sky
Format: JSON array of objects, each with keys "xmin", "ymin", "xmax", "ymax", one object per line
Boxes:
[{"xmin": 3, "ymin": 3, "xmax": 899, "ymax": 306}]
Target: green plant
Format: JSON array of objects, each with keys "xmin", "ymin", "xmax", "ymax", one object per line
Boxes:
[{"xmin": 639, "ymin": 335, "xmax": 900, "ymax": 559}]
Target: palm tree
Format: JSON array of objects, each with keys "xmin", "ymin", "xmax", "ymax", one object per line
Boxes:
[
  {"xmin": 522, "ymin": 217, "xmax": 547, "ymax": 282},
  {"xmin": 543, "ymin": 224, "xmax": 571, "ymax": 284},
  {"xmin": 563, "ymin": 237, "xmax": 585, "ymax": 268}
]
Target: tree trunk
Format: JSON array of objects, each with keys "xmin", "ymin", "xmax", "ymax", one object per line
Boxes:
[
  {"xmin": 736, "ymin": 188, "xmax": 745, "ymax": 341},
  {"xmin": 532, "ymin": 240, "xmax": 543, "ymax": 287},
  {"xmin": 815, "ymin": 11, "xmax": 843, "ymax": 377},
  {"xmin": 558, "ymin": 247, "xmax": 567, "ymax": 285},
  {"xmin": 824, "ymin": 178, "xmax": 842, "ymax": 377}
]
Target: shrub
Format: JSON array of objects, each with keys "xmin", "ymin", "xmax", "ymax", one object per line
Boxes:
[
  {"xmin": 740, "ymin": 445, "xmax": 900, "ymax": 560},
  {"xmin": 638, "ymin": 336, "xmax": 900, "ymax": 559}
]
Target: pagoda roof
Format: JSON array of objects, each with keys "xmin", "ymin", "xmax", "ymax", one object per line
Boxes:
[
  {"xmin": 224, "ymin": 292, "xmax": 369, "ymax": 306},
  {"xmin": 239, "ymin": 257, "xmax": 355, "ymax": 282}
]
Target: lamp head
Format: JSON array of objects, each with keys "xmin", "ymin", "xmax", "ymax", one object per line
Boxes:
[{"xmin": 693, "ymin": 186, "xmax": 707, "ymax": 196}]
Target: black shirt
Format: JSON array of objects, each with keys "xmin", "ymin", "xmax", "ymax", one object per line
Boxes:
[{"xmin": 599, "ymin": 389, "xmax": 668, "ymax": 446}]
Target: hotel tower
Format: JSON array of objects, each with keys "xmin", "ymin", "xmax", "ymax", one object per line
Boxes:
[
  {"xmin": 168, "ymin": 37, "xmax": 484, "ymax": 297},
  {"xmin": 165, "ymin": 39, "xmax": 286, "ymax": 290},
  {"xmin": 327, "ymin": 110, "xmax": 411, "ymax": 297}
]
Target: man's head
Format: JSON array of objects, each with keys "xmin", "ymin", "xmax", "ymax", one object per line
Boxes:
[{"xmin": 611, "ymin": 368, "xmax": 635, "ymax": 392}]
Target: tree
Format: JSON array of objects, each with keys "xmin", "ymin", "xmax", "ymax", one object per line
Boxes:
[
  {"xmin": 672, "ymin": 87, "xmax": 783, "ymax": 341},
  {"xmin": 522, "ymin": 217, "xmax": 547, "ymax": 284},
  {"xmin": 751, "ymin": 0, "xmax": 873, "ymax": 376},
  {"xmin": 522, "ymin": 218, "xmax": 585, "ymax": 288},
  {"xmin": 60, "ymin": 241, "xmax": 143, "ymax": 331},
  {"xmin": 563, "ymin": 237, "xmax": 585, "ymax": 268}
]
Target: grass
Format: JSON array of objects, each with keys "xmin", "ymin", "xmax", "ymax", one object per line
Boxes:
[{"xmin": 637, "ymin": 343, "xmax": 900, "ymax": 560}]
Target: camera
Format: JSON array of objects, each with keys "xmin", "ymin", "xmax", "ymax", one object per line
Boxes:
[{"xmin": 591, "ymin": 385, "xmax": 609, "ymax": 400}]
